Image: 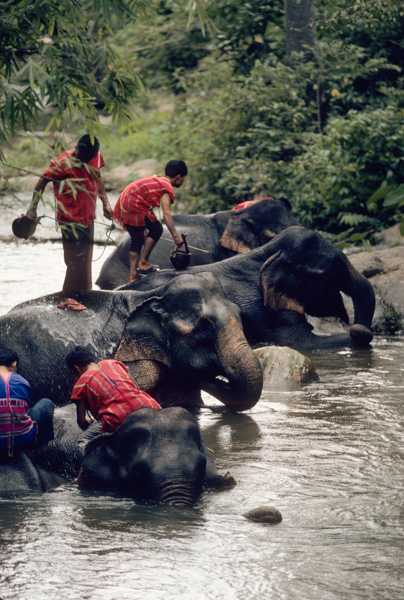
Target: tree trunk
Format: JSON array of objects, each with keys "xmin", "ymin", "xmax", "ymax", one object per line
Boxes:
[{"xmin": 284, "ymin": 0, "xmax": 318, "ymax": 64}]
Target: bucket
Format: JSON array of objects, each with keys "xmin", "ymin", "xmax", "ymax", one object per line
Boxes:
[
  {"xmin": 12, "ymin": 215, "xmax": 38, "ymax": 240},
  {"xmin": 170, "ymin": 233, "xmax": 191, "ymax": 270}
]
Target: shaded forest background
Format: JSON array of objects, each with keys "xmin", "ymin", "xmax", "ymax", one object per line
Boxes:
[{"xmin": 1, "ymin": 0, "xmax": 403, "ymax": 247}]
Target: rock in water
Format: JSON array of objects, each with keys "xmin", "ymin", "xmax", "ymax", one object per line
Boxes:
[
  {"xmin": 243, "ymin": 506, "xmax": 282, "ymax": 524},
  {"xmin": 254, "ymin": 346, "xmax": 318, "ymax": 387}
]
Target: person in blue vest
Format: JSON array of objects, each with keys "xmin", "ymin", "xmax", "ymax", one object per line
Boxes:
[{"xmin": 0, "ymin": 347, "xmax": 55, "ymax": 457}]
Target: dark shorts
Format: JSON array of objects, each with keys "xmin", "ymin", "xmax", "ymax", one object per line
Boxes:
[{"xmin": 126, "ymin": 216, "xmax": 163, "ymax": 254}]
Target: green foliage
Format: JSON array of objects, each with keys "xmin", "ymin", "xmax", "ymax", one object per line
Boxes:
[
  {"xmin": 0, "ymin": 0, "xmax": 150, "ymax": 150},
  {"xmin": 2, "ymin": 0, "xmax": 404, "ymax": 244},
  {"xmin": 284, "ymin": 105, "xmax": 404, "ymax": 235}
]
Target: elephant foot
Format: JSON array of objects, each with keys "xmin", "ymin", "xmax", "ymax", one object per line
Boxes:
[{"xmin": 350, "ymin": 324, "xmax": 373, "ymax": 346}]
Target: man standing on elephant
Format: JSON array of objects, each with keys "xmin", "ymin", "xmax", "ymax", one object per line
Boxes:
[
  {"xmin": 112, "ymin": 160, "xmax": 187, "ymax": 282},
  {"xmin": 27, "ymin": 135, "xmax": 114, "ymax": 311},
  {"xmin": 66, "ymin": 346, "xmax": 161, "ymax": 453}
]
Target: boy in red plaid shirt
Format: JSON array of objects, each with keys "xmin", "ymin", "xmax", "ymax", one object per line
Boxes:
[
  {"xmin": 113, "ymin": 160, "xmax": 187, "ymax": 282},
  {"xmin": 66, "ymin": 346, "xmax": 161, "ymax": 454}
]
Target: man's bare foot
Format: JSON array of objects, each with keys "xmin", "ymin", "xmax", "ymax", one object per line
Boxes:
[{"xmin": 129, "ymin": 275, "xmax": 141, "ymax": 283}]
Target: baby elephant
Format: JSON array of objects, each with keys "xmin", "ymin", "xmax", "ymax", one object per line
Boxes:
[{"xmin": 77, "ymin": 407, "xmax": 235, "ymax": 506}]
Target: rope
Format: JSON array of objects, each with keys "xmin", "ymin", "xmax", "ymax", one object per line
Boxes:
[
  {"xmin": 37, "ymin": 214, "xmax": 120, "ymax": 263},
  {"xmin": 36, "ymin": 214, "xmax": 210, "ymax": 254}
]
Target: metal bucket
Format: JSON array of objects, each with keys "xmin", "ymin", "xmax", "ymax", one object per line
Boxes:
[{"xmin": 12, "ymin": 215, "xmax": 38, "ymax": 240}]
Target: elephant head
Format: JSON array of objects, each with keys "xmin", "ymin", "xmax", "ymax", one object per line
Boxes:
[
  {"xmin": 219, "ymin": 197, "xmax": 300, "ymax": 253},
  {"xmin": 115, "ymin": 272, "xmax": 263, "ymax": 411},
  {"xmin": 258, "ymin": 227, "xmax": 375, "ymax": 348},
  {"xmin": 77, "ymin": 407, "xmax": 234, "ymax": 506}
]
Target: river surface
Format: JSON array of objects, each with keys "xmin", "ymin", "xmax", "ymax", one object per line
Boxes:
[{"xmin": 0, "ymin": 240, "xmax": 403, "ymax": 600}]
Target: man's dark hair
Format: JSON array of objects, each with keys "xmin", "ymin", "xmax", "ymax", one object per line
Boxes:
[
  {"xmin": 66, "ymin": 346, "xmax": 96, "ymax": 371},
  {"xmin": 76, "ymin": 135, "xmax": 100, "ymax": 163},
  {"xmin": 0, "ymin": 347, "xmax": 19, "ymax": 368},
  {"xmin": 165, "ymin": 160, "xmax": 188, "ymax": 178}
]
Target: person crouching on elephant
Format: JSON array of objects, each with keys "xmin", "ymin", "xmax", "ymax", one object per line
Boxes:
[
  {"xmin": 0, "ymin": 347, "xmax": 55, "ymax": 457},
  {"xmin": 112, "ymin": 160, "xmax": 187, "ymax": 282},
  {"xmin": 66, "ymin": 346, "xmax": 162, "ymax": 454}
]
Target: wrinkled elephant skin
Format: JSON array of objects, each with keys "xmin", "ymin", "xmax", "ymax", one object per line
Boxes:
[
  {"xmin": 96, "ymin": 198, "xmax": 300, "ymax": 289},
  {"xmin": 0, "ymin": 273, "xmax": 262, "ymax": 410},
  {"xmin": 123, "ymin": 226, "xmax": 375, "ymax": 349}
]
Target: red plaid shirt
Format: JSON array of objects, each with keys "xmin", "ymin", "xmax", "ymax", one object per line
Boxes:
[
  {"xmin": 113, "ymin": 176, "xmax": 175, "ymax": 227},
  {"xmin": 70, "ymin": 359, "xmax": 161, "ymax": 433},
  {"xmin": 232, "ymin": 197, "xmax": 273, "ymax": 211},
  {"xmin": 44, "ymin": 150, "xmax": 105, "ymax": 227}
]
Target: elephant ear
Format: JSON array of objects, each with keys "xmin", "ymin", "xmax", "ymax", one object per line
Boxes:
[
  {"xmin": 220, "ymin": 200, "xmax": 285, "ymax": 253},
  {"xmin": 220, "ymin": 211, "xmax": 261, "ymax": 253},
  {"xmin": 114, "ymin": 302, "xmax": 171, "ymax": 368},
  {"xmin": 259, "ymin": 251, "xmax": 305, "ymax": 313},
  {"xmin": 77, "ymin": 433, "xmax": 118, "ymax": 490}
]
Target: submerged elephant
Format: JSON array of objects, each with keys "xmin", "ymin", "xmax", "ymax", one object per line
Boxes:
[
  {"xmin": 2, "ymin": 406, "xmax": 235, "ymax": 505},
  {"xmin": 96, "ymin": 197, "xmax": 300, "ymax": 289},
  {"xmin": 0, "ymin": 272, "xmax": 262, "ymax": 410},
  {"xmin": 122, "ymin": 226, "xmax": 375, "ymax": 349}
]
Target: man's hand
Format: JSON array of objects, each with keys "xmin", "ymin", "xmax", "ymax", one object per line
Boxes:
[
  {"xmin": 103, "ymin": 203, "xmax": 113, "ymax": 220},
  {"xmin": 173, "ymin": 233, "xmax": 183, "ymax": 247}
]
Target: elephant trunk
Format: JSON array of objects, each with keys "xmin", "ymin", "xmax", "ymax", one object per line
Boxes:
[
  {"xmin": 202, "ymin": 317, "xmax": 263, "ymax": 411},
  {"xmin": 340, "ymin": 262, "xmax": 375, "ymax": 345},
  {"xmin": 157, "ymin": 479, "xmax": 201, "ymax": 506}
]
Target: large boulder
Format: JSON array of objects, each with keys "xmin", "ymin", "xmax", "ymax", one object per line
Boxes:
[
  {"xmin": 349, "ymin": 246, "xmax": 404, "ymax": 334},
  {"xmin": 254, "ymin": 346, "xmax": 319, "ymax": 388}
]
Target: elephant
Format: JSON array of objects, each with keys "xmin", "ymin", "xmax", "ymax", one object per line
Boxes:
[
  {"xmin": 0, "ymin": 272, "xmax": 263, "ymax": 411},
  {"xmin": 96, "ymin": 197, "xmax": 300, "ymax": 289},
  {"xmin": 0, "ymin": 450, "xmax": 66, "ymax": 493},
  {"xmin": 121, "ymin": 226, "xmax": 375, "ymax": 350},
  {"xmin": 33, "ymin": 405, "xmax": 235, "ymax": 506}
]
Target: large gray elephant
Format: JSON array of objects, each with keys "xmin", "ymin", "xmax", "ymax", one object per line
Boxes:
[
  {"xmin": 32, "ymin": 405, "xmax": 235, "ymax": 506},
  {"xmin": 96, "ymin": 197, "xmax": 300, "ymax": 289},
  {"xmin": 0, "ymin": 273, "xmax": 263, "ymax": 411},
  {"xmin": 122, "ymin": 226, "xmax": 375, "ymax": 349}
]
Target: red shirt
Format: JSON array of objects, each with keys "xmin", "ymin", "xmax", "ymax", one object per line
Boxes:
[
  {"xmin": 70, "ymin": 359, "xmax": 161, "ymax": 433},
  {"xmin": 113, "ymin": 176, "xmax": 175, "ymax": 227},
  {"xmin": 44, "ymin": 150, "xmax": 105, "ymax": 227},
  {"xmin": 232, "ymin": 197, "xmax": 273, "ymax": 211}
]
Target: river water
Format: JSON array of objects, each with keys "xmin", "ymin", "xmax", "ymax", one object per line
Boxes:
[{"xmin": 0, "ymin": 239, "xmax": 403, "ymax": 600}]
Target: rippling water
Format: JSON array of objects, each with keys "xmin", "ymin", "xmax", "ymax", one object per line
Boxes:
[{"xmin": 0, "ymin": 241, "xmax": 403, "ymax": 600}]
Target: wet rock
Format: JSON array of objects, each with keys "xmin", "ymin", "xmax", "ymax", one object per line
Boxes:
[
  {"xmin": 243, "ymin": 506, "xmax": 282, "ymax": 524},
  {"xmin": 254, "ymin": 346, "xmax": 319, "ymax": 388}
]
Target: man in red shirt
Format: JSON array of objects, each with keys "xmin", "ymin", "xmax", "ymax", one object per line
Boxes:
[
  {"xmin": 113, "ymin": 160, "xmax": 187, "ymax": 282},
  {"xmin": 27, "ymin": 135, "xmax": 114, "ymax": 310},
  {"xmin": 66, "ymin": 346, "xmax": 161, "ymax": 453}
]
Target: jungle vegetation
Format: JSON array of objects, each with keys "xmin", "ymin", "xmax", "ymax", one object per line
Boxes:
[{"xmin": 1, "ymin": 0, "xmax": 403, "ymax": 245}]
